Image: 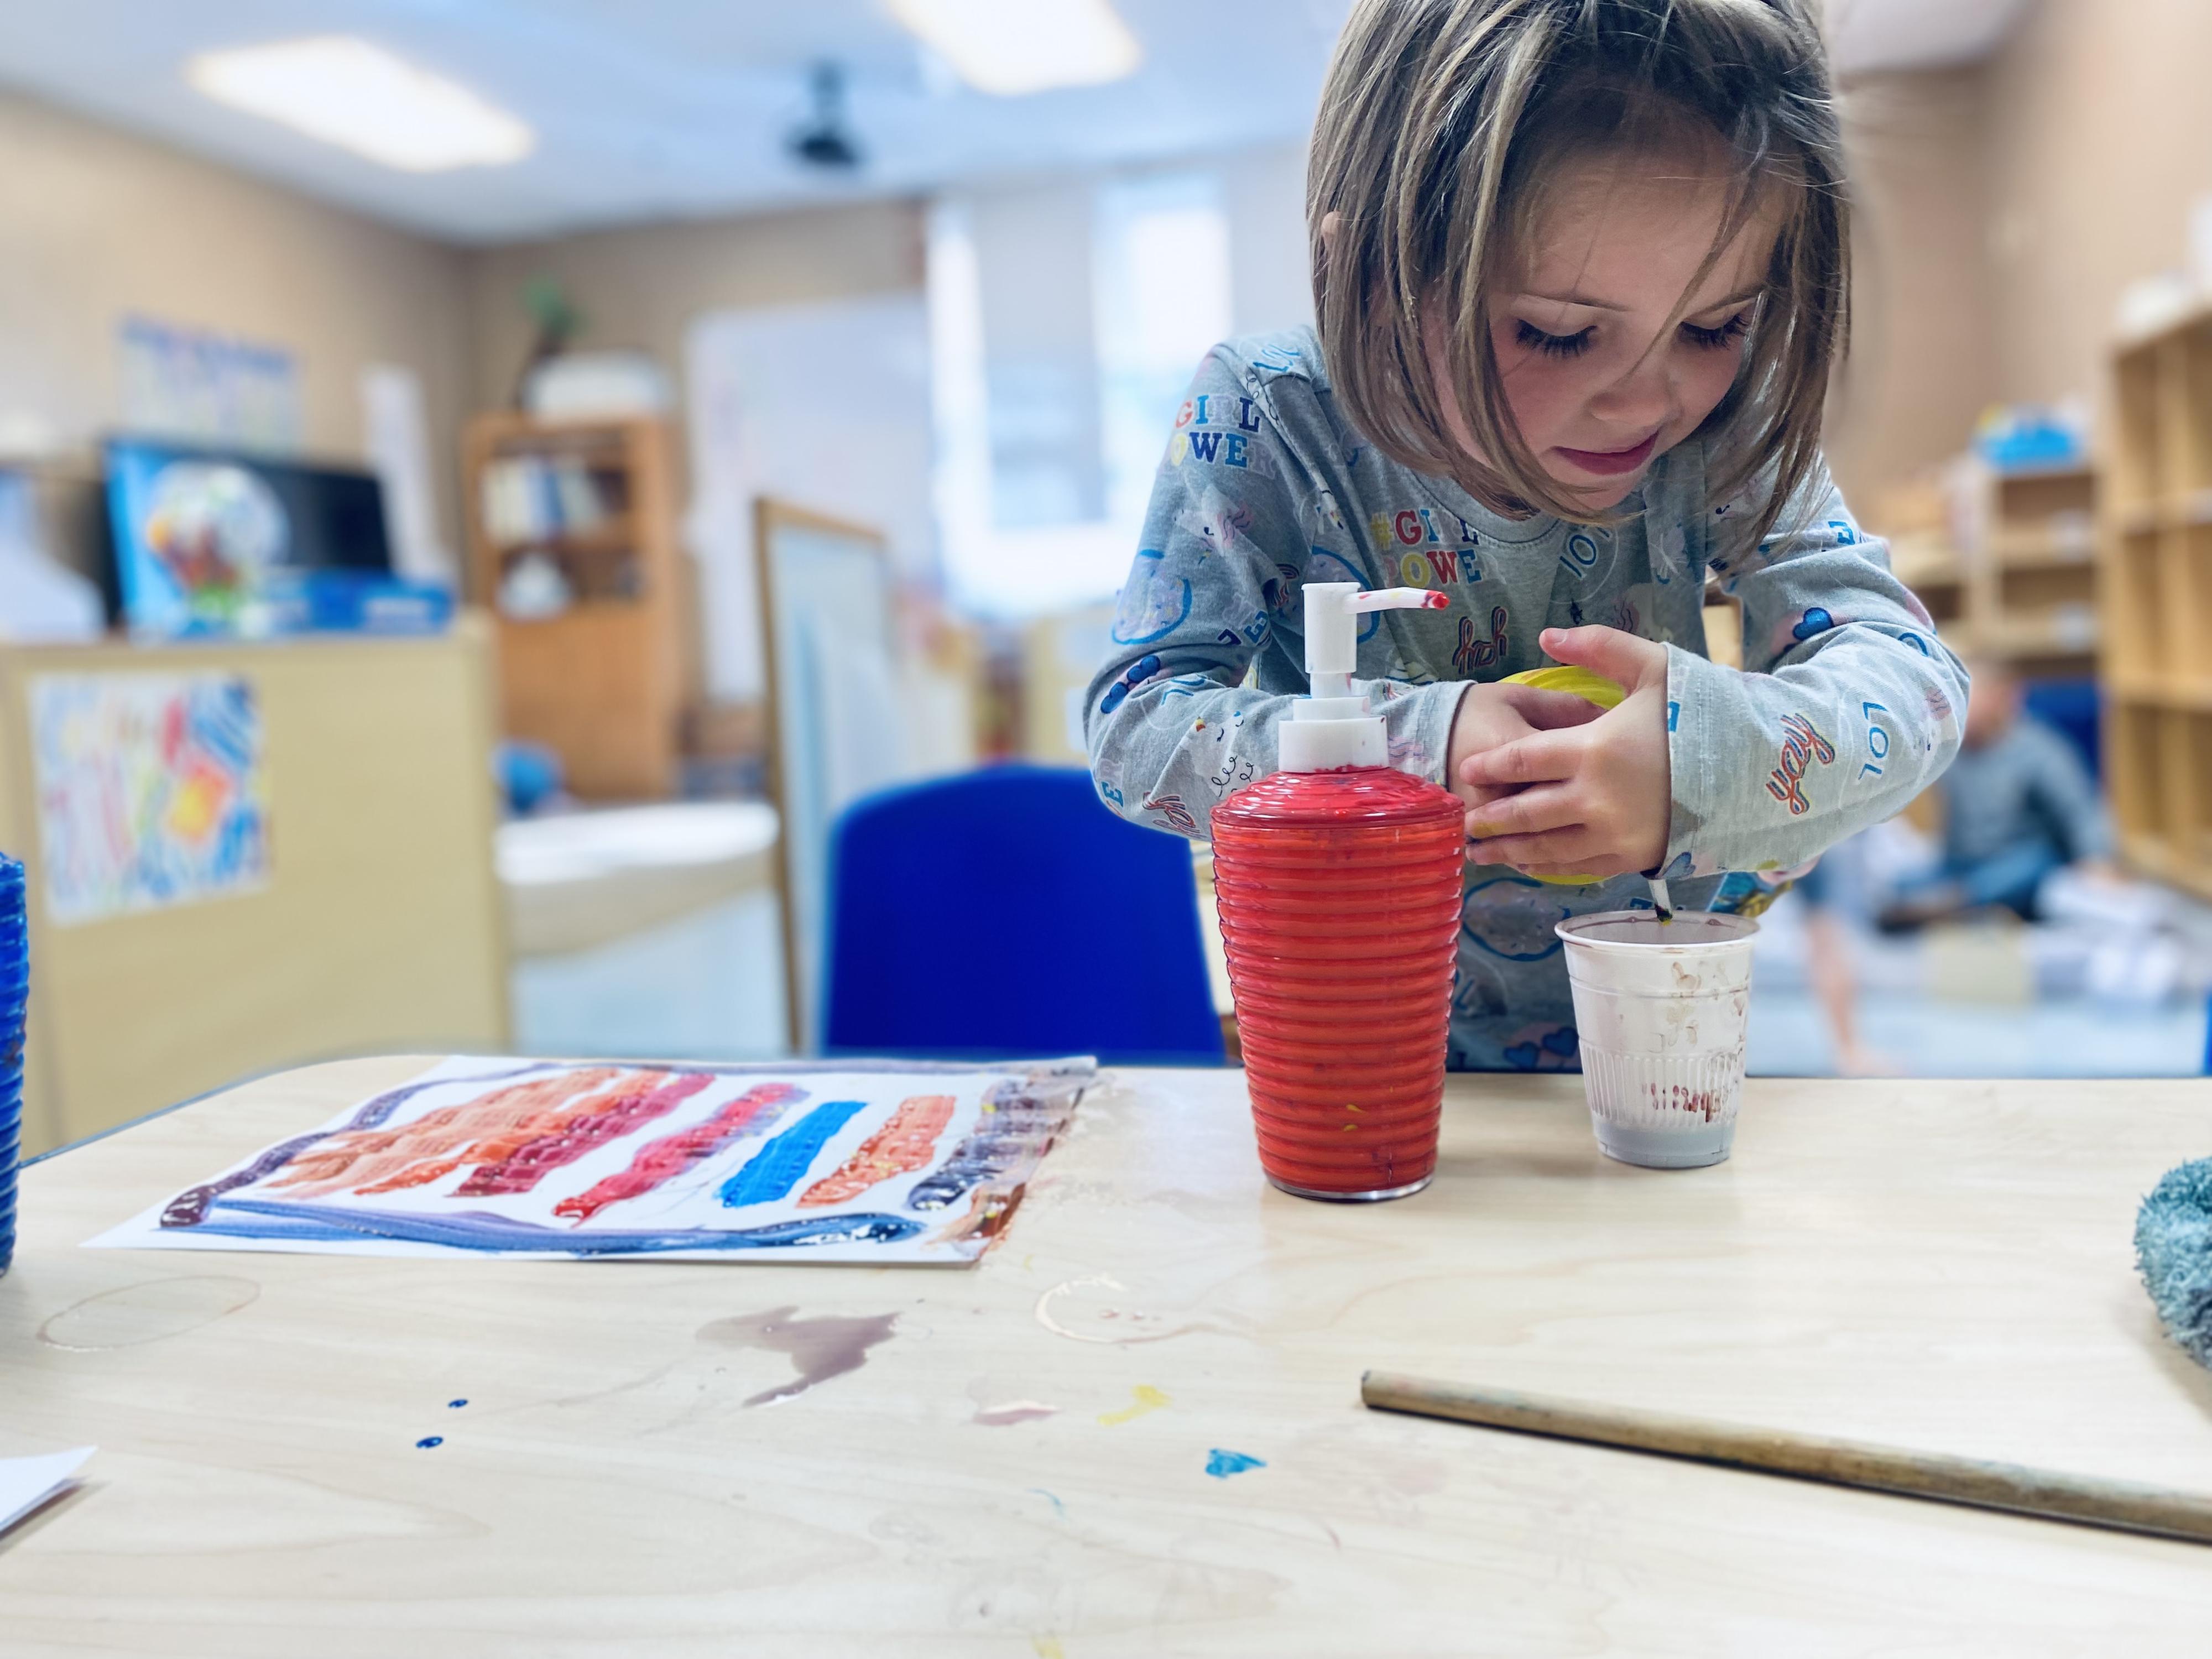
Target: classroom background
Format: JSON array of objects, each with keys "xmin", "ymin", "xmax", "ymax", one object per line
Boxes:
[{"xmin": 2, "ymin": 0, "xmax": 2209, "ymax": 1157}]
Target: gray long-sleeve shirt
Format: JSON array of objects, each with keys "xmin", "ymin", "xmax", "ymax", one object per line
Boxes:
[{"xmin": 1085, "ymin": 327, "xmax": 1968, "ymax": 1070}]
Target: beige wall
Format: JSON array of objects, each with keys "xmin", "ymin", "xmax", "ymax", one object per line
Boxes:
[
  {"xmin": 462, "ymin": 202, "xmax": 925, "ymax": 416},
  {"xmin": 1982, "ymin": 0, "xmax": 2212, "ymax": 414},
  {"xmin": 0, "ymin": 90, "xmax": 472, "ymax": 538},
  {"xmin": 1828, "ymin": 67, "xmax": 2002, "ymax": 517},
  {"xmin": 1832, "ymin": 0, "xmax": 2212, "ymax": 515}
]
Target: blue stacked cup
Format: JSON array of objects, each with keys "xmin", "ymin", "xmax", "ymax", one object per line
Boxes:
[{"xmin": 0, "ymin": 855, "xmax": 24, "ymax": 1277}]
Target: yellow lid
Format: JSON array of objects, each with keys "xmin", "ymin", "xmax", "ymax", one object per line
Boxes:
[{"xmin": 1500, "ymin": 664, "xmax": 1626, "ymax": 709}]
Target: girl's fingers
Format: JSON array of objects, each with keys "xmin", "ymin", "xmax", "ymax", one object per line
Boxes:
[
  {"xmin": 1496, "ymin": 685, "xmax": 1606, "ymax": 730},
  {"xmin": 1456, "ymin": 728, "xmax": 1585, "ymax": 789},
  {"xmin": 1464, "ymin": 784, "xmax": 1579, "ymax": 841},
  {"xmin": 1468, "ymin": 825, "xmax": 1599, "ymax": 868},
  {"xmin": 1535, "ymin": 625, "xmax": 1668, "ymax": 688},
  {"xmin": 1454, "ymin": 781, "xmax": 1520, "ymax": 813},
  {"xmin": 1514, "ymin": 852, "xmax": 1636, "ymax": 881}
]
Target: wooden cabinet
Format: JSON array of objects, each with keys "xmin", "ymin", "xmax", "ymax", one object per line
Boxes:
[
  {"xmin": 0, "ymin": 624, "xmax": 509, "ymax": 1155},
  {"xmin": 2099, "ymin": 307, "xmax": 2212, "ymax": 899},
  {"xmin": 462, "ymin": 414, "xmax": 698, "ymax": 799}
]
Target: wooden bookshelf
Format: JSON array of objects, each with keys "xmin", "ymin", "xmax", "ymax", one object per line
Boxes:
[
  {"xmin": 462, "ymin": 413, "xmax": 700, "ymax": 799},
  {"xmin": 2099, "ymin": 304, "xmax": 2212, "ymax": 900},
  {"xmin": 1864, "ymin": 477, "xmax": 1966, "ymax": 634},
  {"xmin": 1959, "ymin": 462, "xmax": 2099, "ymax": 676}
]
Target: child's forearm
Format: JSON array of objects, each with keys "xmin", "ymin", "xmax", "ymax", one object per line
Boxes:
[
  {"xmin": 1663, "ymin": 625, "xmax": 1966, "ymax": 877},
  {"xmin": 1695, "ymin": 457, "xmax": 1971, "ymax": 877},
  {"xmin": 1084, "ymin": 659, "xmax": 1465, "ymax": 841}
]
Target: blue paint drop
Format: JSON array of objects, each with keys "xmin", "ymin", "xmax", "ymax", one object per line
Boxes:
[
  {"xmin": 416, "ymin": 1436, "xmax": 444, "ymax": 1449},
  {"xmin": 1204, "ymin": 1449, "xmax": 1265, "ymax": 1479},
  {"xmin": 447, "ymin": 1399, "xmax": 468, "ymax": 1409}
]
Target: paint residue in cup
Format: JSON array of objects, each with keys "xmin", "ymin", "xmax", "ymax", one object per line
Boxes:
[{"xmin": 1647, "ymin": 1082, "xmax": 1722, "ymax": 1122}]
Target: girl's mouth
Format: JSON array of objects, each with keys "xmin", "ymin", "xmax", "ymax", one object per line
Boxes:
[{"xmin": 1553, "ymin": 432, "xmax": 1660, "ymax": 476}]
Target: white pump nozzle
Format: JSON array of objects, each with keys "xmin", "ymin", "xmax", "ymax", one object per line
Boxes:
[{"xmin": 1280, "ymin": 582, "xmax": 1449, "ymax": 771}]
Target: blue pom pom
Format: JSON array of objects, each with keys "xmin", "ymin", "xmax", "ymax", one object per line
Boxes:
[{"xmin": 2135, "ymin": 1157, "xmax": 2212, "ymax": 1368}]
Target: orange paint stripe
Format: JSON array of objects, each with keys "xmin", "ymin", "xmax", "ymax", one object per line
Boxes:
[{"xmin": 795, "ymin": 1094, "xmax": 956, "ymax": 1208}]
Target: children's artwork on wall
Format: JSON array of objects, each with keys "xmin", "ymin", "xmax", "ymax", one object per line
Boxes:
[
  {"xmin": 31, "ymin": 672, "xmax": 269, "ymax": 925},
  {"xmin": 89, "ymin": 1057, "xmax": 1095, "ymax": 1265},
  {"xmin": 118, "ymin": 315, "xmax": 302, "ymax": 452}
]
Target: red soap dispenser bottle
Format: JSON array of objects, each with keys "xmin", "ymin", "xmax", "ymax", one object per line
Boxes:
[{"xmin": 1211, "ymin": 582, "xmax": 1467, "ymax": 1201}]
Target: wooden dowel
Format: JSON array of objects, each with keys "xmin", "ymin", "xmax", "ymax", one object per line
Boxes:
[{"xmin": 1360, "ymin": 1370, "xmax": 2212, "ymax": 1547}]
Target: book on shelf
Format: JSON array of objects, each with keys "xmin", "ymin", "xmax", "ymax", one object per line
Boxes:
[{"xmin": 478, "ymin": 455, "xmax": 619, "ymax": 544}]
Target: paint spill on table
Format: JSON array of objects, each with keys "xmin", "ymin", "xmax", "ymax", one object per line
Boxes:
[
  {"xmin": 37, "ymin": 1275, "xmax": 260, "ymax": 1351},
  {"xmin": 699, "ymin": 1305, "xmax": 899, "ymax": 1407},
  {"xmin": 1204, "ymin": 1449, "xmax": 1266, "ymax": 1479},
  {"xmin": 973, "ymin": 1400, "xmax": 1060, "ymax": 1427},
  {"xmin": 1035, "ymin": 1272, "xmax": 1216, "ymax": 1346},
  {"xmin": 1098, "ymin": 1384, "xmax": 1170, "ymax": 1426},
  {"xmin": 416, "ymin": 1436, "xmax": 443, "ymax": 1449}
]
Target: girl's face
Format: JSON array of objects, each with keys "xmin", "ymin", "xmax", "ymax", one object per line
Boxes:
[{"xmin": 1443, "ymin": 149, "xmax": 1779, "ymax": 512}]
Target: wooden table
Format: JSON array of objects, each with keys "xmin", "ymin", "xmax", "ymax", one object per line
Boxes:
[{"xmin": 4, "ymin": 1061, "xmax": 2211, "ymax": 1654}]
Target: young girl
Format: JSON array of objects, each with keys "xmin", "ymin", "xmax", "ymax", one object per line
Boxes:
[{"xmin": 1086, "ymin": 0, "xmax": 1966, "ymax": 1071}]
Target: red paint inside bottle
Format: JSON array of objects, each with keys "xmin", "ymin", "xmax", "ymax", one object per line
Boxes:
[{"xmin": 1211, "ymin": 766, "xmax": 1463, "ymax": 1199}]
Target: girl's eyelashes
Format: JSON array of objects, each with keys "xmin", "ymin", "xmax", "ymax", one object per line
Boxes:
[
  {"xmin": 1511, "ymin": 310, "xmax": 1751, "ymax": 359},
  {"xmin": 1681, "ymin": 311, "xmax": 1752, "ymax": 351},
  {"xmin": 1513, "ymin": 319, "xmax": 1595, "ymax": 358}
]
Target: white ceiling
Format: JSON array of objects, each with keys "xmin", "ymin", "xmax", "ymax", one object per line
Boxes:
[{"xmin": 0, "ymin": 0, "xmax": 2028, "ymax": 248}]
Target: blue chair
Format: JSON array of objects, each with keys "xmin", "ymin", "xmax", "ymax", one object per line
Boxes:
[
  {"xmin": 822, "ymin": 765, "xmax": 1224, "ymax": 1065},
  {"xmin": 2022, "ymin": 677, "xmax": 2101, "ymax": 783}
]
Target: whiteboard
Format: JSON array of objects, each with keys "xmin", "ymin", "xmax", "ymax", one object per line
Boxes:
[
  {"xmin": 756, "ymin": 500, "xmax": 910, "ymax": 1053},
  {"xmin": 685, "ymin": 296, "xmax": 933, "ymax": 702}
]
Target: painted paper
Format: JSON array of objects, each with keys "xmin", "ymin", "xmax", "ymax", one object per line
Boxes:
[
  {"xmin": 88, "ymin": 1056, "xmax": 1094, "ymax": 1265},
  {"xmin": 32, "ymin": 672, "xmax": 269, "ymax": 925}
]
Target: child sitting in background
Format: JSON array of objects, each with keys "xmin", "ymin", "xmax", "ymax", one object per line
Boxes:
[
  {"xmin": 1879, "ymin": 658, "xmax": 2110, "ymax": 931},
  {"xmin": 1086, "ymin": 0, "xmax": 1967, "ymax": 1070}
]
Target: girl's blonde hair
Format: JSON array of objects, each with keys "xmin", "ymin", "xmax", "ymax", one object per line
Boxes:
[{"xmin": 1309, "ymin": 0, "xmax": 1847, "ymax": 547}]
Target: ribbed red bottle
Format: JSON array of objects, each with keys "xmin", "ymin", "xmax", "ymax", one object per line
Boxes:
[{"xmin": 1211, "ymin": 766, "xmax": 1464, "ymax": 1200}]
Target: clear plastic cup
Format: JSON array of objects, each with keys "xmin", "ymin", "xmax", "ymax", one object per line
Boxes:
[{"xmin": 1554, "ymin": 910, "xmax": 1758, "ymax": 1169}]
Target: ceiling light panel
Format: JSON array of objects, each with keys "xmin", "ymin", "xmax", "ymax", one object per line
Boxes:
[
  {"xmin": 186, "ymin": 36, "xmax": 533, "ymax": 173},
  {"xmin": 888, "ymin": 0, "xmax": 1142, "ymax": 96}
]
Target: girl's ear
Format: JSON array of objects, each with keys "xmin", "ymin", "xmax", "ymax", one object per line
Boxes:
[{"xmin": 1318, "ymin": 211, "xmax": 1341, "ymax": 248}]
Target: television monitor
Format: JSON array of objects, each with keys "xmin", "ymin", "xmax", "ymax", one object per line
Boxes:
[{"xmin": 103, "ymin": 436, "xmax": 440, "ymax": 638}]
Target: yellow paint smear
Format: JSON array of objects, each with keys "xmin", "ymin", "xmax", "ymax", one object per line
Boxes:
[{"xmin": 1097, "ymin": 1384, "xmax": 1170, "ymax": 1426}]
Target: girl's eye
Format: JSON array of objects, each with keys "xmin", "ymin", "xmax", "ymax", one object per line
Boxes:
[
  {"xmin": 1681, "ymin": 311, "xmax": 1752, "ymax": 351},
  {"xmin": 1514, "ymin": 320, "xmax": 1595, "ymax": 358}
]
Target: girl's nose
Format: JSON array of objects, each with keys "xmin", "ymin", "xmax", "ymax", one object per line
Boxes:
[{"xmin": 1587, "ymin": 347, "xmax": 1676, "ymax": 431}]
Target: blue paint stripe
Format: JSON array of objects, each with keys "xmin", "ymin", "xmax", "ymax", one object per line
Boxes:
[{"xmin": 717, "ymin": 1099, "xmax": 868, "ymax": 1209}]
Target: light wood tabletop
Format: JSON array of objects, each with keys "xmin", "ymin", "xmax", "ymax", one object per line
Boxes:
[{"xmin": 4, "ymin": 1059, "xmax": 2211, "ymax": 1655}]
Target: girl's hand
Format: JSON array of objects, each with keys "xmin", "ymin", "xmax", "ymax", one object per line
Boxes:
[
  {"xmin": 1446, "ymin": 677, "xmax": 1604, "ymax": 817},
  {"xmin": 1457, "ymin": 627, "xmax": 1672, "ymax": 878}
]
